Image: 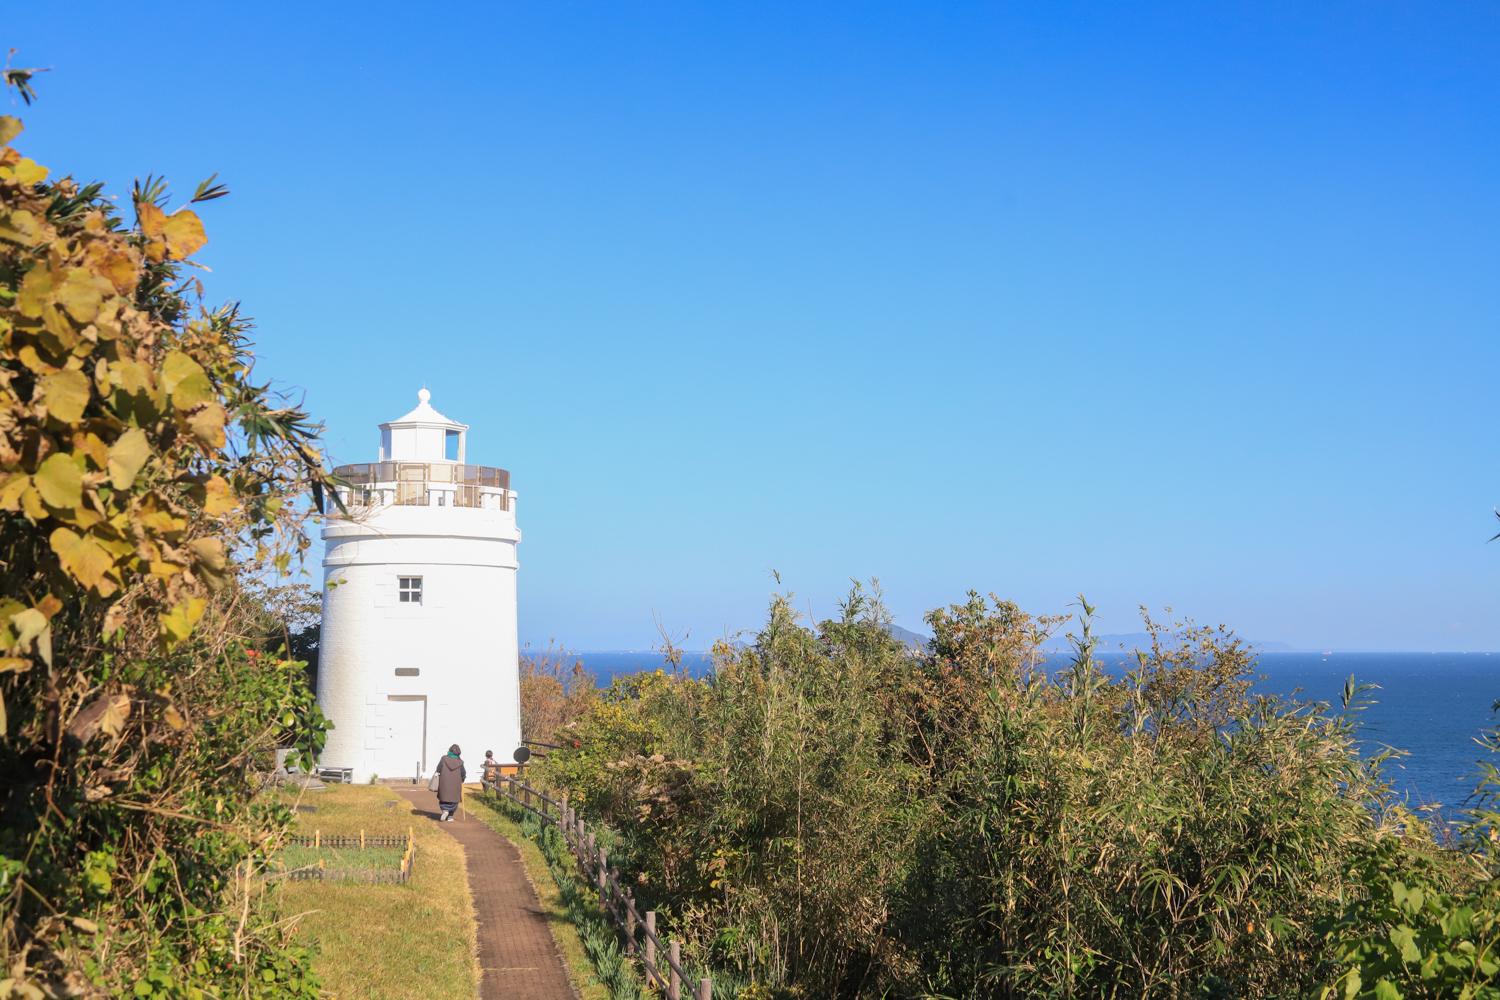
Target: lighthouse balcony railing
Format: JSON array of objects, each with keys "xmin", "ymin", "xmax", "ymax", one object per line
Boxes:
[{"xmin": 332, "ymin": 462, "xmax": 512, "ymax": 512}]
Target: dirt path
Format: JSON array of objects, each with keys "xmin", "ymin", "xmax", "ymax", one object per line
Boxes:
[{"xmin": 396, "ymin": 788, "xmax": 577, "ymax": 1000}]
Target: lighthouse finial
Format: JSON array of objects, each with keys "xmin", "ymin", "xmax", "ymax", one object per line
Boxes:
[{"xmin": 418, "ymin": 387, "xmax": 431, "ymax": 404}]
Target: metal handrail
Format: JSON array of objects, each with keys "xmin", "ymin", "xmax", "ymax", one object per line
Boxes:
[
  {"xmin": 331, "ymin": 462, "xmax": 512, "ymax": 512},
  {"xmin": 333, "ymin": 461, "xmax": 510, "ymax": 488}
]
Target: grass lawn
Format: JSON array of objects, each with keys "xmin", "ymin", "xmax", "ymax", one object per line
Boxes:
[
  {"xmin": 469, "ymin": 790, "xmax": 610, "ymax": 1000},
  {"xmin": 280, "ymin": 845, "xmax": 406, "ymax": 874},
  {"xmin": 274, "ymin": 784, "xmax": 479, "ymax": 1000}
]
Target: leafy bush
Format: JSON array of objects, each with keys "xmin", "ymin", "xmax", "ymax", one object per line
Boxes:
[
  {"xmin": 538, "ymin": 587, "xmax": 1487, "ymax": 998},
  {"xmin": 904, "ymin": 602, "xmax": 1389, "ymax": 998},
  {"xmin": 519, "ymin": 644, "xmax": 598, "ymax": 745},
  {"xmin": 544, "ymin": 586, "xmax": 927, "ymax": 995},
  {"xmin": 0, "ymin": 84, "xmax": 334, "ymax": 995},
  {"xmin": 1315, "ymin": 752, "xmax": 1500, "ymax": 1000}
]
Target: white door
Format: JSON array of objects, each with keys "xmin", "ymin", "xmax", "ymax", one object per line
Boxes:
[{"xmin": 378, "ymin": 696, "xmax": 426, "ymax": 781}]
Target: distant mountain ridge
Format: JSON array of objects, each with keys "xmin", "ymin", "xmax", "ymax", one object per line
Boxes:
[{"xmin": 885, "ymin": 624, "xmax": 932, "ymax": 650}]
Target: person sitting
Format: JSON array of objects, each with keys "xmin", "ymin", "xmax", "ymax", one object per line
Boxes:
[{"xmin": 481, "ymin": 750, "xmax": 501, "ymax": 796}]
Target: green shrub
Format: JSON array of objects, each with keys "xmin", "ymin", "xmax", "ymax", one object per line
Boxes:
[
  {"xmin": 539, "ymin": 587, "xmax": 1487, "ymax": 998},
  {"xmin": 0, "ymin": 78, "xmax": 334, "ymax": 995}
]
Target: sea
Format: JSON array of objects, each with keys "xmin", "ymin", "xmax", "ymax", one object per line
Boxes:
[{"xmin": 568, "ymin": 650, "xmax": 1500, "ymax": 815}]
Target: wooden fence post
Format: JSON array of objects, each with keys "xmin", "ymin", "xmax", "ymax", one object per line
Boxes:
[
  {"xmin": 597, "ymin": 847, "xmax": 608, "ymax": 895},
  {"xmin": 669, "ymin": 940, "xmax": 681, "ymax": 1000},
  {"xmin": 697, "ymin": 979, "xmax": 711, "ymax": 1000},
  {"xmin": 560, "ymin": 793, "xmax": 569, "ymax": 832},
  {"xmin": 624, "ymin": 890, "xmax": 637, "ymax": 954},
  {"xmin": 645, "ymin": 911, "xmax": 656, "ymax": 973}
]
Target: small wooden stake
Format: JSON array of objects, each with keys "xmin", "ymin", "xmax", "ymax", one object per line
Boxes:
[
  {"xmin": 644, "ymin": 911, "xmax": 656, "ymax": 973},
  {"xmin": 669, "ymin": 940, "xmax": 681, "ymax": 1000}
]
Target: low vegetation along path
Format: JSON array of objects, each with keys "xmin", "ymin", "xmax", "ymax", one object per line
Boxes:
[{"xmin": 395, "ymin": 788, "xmax": 577, "ymax": 1000}]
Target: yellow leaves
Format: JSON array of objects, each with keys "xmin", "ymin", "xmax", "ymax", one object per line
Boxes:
[
  {"xmin": 35, "ymin": 452, "xmax": 83, "ymax": 509},
  {"xmin": 16, "ymin": 261, "xmax": 56, "ymax": 317},
  {"xmin": 13, "ymin": 263, "xmax": 115, "ymax": 351},
  {"xmin": 56, "ymin": 267, "xmax": 111, "ymax": 324},
  {"xmin": 0, "ymin": 157, "xmax": 48, "ymax": 185},
  {"xmin": 201, "ymin": 475, "xmax": 235, "ymax": 516},
  {"xmin": 157, "ymin": 352, "xmax": 228, "ymax": 446},
  {"xmin": 137, "ymin": 201, "xmax": 207, "ymax": 261},
  {"xmin": 40, "ymin": 368, "xmax": 92, "ymax": 424},
  {"xmin": 50, "ymin": 527, "xmax": 118, "ymax": 597},
  {"xmin": 11, "ymin": 608, "xmax": 49, "ymax": 650},
  {"xmin": 163, "ymin": 704, "xmax": 186, "ymax": 731},
  {"xmin": 160, "ymin": 597, "xmax": 206, "ymax": 645},
  {"xmin": 84, "ymin": 241, "xmax": 139, "ymax": 295},
  {"xmin": 187, "ymin": 536, "xmax": 226, "ymax": 573},
  {"xmin": 109, "ymin": 358, "xmax": 151, "ymax": 396},
  {"xmin": 138, "ymin": 507, "xmax": 186, "ymax": 536},
  {"xmin": 161, "ymin": 211, "xmax": 207, "ymax": 257},
  {"xmin": 107, "ymin": 429, "xmax": 151, "ymax": 490},
  {"xmin": 0, "ymin": 473, "xmax": 28, "ymax": 511},
  {"xmin": 0, "ymin": 599, "xmax": 39, "ymax": 651},
  {"xmin": 100, "ymin": 695, "xmax": 130, "ymax": 737},
  {"xmin": 18, "ymin": 344, "xmax": 59, "ymax": 375},
  {"xmin": 0, "ymin": 135, "xmax": 324, "ymax": 674},
  {"xmin": 186, "ymin": 403, "xmax": 227, "ymax": 448},
  {"xmin": 7, "ymin": 606, "xmax": 53, "ymax": 668},
  {"xmin": 188, "ymin": 537, "xmax": 229, "ymax": 590},
  {"xmin": 0, "ymin": 208, "xmax": 42, "ymax": 245},
  {"xmin": 161, "ymin": 351, "xmax": 213, "ymax": 408},
  {"xmin": 75, "ymin": 433, "xmax": 110, "ymax": 470},
  {"xmin": 66, "ymin": 691, "xmax": 131, "ymax": 743},
  {"xmin": 20, "ymin": 483, "xmax": 46, "ymax": 520}
]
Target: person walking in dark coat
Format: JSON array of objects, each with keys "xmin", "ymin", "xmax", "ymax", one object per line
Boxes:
[{"xmin": 434, "ymin": 744, "xmax": 466, "ymax": 822}]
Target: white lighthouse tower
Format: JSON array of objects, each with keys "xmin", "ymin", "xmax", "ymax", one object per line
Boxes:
[{"xmin": 316, "ymin": 389, "xmax": 521, "ymax": 783}]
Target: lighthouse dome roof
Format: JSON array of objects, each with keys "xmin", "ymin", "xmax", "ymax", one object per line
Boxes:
[{"xmin": 382, "ymin": 388, "xmax": 467, "ymax": 430}]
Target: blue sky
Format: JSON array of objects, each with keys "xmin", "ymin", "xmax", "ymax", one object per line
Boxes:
[{"xmin": 7, "ymin": 3, "xmax": 1498, "ymax": 650}]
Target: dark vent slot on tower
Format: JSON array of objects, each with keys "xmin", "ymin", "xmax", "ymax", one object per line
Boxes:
[{"xmin": 394, "ymin": 667, "xmax": 420, "ymax": 677}]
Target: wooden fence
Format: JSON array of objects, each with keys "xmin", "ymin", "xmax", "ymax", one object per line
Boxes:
[
  {"xmin": 284, "ymin": 828, "xmax": 416, "ymax": 884},
  {"xmin": 491, "ymin": 774, "xmax": 712, "ymax": 1000},
  {"xmin": 288, "ymin": 831, "xmax": 410, "ymax": 849}
]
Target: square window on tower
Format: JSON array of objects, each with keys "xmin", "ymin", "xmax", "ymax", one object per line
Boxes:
[{"xmin": 398, "ymin": 576, "xmax": 423, "ymax": 605}]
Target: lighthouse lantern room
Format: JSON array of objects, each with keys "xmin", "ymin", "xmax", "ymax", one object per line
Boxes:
[{"xmin": 316, "ymin": 390, "xmax": 521, "ymax": 782}]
